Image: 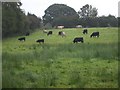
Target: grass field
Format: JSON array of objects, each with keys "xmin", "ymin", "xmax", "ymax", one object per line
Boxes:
[{"xmin": 2, "ymin": 27, "xmax": 118, "ymax": 88}]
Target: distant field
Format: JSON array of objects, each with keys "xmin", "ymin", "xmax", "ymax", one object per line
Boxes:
[{"xmin": 2, "ymin": 27, "xmax": 118, "ymax": 88}]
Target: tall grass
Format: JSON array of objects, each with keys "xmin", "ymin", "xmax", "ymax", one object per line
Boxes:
[{"xmin": 2, "ymin": 28, "xmax": 118, "ymax": 88}]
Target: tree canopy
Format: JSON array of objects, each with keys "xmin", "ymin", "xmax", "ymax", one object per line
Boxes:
[
  {"xmin": 2, "ymin": 2, "xmax": 25, "ymax": 37},
  {"xmin": 27, "ymin": 13, "xmax": 41, "ymax": 30},
  {"xmin": 2, "ymin": 2, "xmax": 41, "ymax": 38},
  {"xmin": 78, "ymin": 4, "xmax": 98, "ymax": 18},
  {"xmin": 43, "ymin": 4, "xmax": 79, "ymax": 28}
]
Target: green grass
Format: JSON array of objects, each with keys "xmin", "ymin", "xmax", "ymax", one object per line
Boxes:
[
  {"xmin": 2, "ymin": 27, "xmax": 118, "ymax": 88},
  {"xmin": 0, "ymin": 40, "xmax": 2, "ymax": 89}
]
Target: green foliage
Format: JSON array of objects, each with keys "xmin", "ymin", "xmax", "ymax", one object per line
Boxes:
[
  {"xmin": 2, "ymin": 2, "xmax": 26, "ymax": 37},
  {"xmin": 2, "ymin": 28, "xmax": 118, "ymax": 88},
  {"xmin": 78, "ymin": 4, "xmax": 98, "ymax": 18},
  {"xmin": 78, "ymin": 15, "xmax": 118, "ymax": 27},
  {"xmin": 43, "ymin": 4, "xmax": 79, "ymax": 27},
  {"xmin": 2, "ymin": 2, "xmax": 41, "ymax": 38},
  {"xmin": 77, "ymin": 4, "xmax": 117, "ymax": 27},
  {"xmin": 98, "ymin": 15, "xmax": 118, "ymax": 27},
  {"xmin": 27, "ymin": 13, "xmax": 41, "ymax": 30},
  {"xmin": 44, "ymin": 23, "xmax": 52, "ymax": 29}
]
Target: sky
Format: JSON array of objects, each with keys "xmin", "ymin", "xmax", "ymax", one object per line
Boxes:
[{"xmin": 20, "ymin": 0, "xmax": 119, "ymax": 18}]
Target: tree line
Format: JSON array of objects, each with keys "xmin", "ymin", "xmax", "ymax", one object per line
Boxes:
[
  {"xmin": 2, "ymin": 2, "xmax": 41, "ymax": 38},
  {"xmin": 43, "ymin": 4, "xmax": 118, "ymax": 28},
  {"xmin": 2, "ymin": 2, "xmax": 118, "ymax": 38}
]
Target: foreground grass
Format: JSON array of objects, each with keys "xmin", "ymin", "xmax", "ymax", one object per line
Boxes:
[
  {"xmin": 2, "ymin": 28, "xmax": 118, "ymax": 88},
  {"xmin": 0, "ymin": 40, "xmax": 2, "ymax": 89}
]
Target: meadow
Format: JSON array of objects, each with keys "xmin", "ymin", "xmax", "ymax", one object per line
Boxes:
[{"xmin": 2, "ymin": 27, "xmax": 118, "ymax": 88}]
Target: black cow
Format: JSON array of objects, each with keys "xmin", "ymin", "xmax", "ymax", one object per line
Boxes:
[
  {"xmin": 90, "ymin": 32, "xmax": 99, "ymax": 38},
  {"xmin": 18, "ymin": 37, "xmax": 25, "ymax": 41},
  {"xmin": 73, "ymin": 37, "xmax": 84, "ymax": 43},
  {"xmin": 58, "ymin": 31, "xmax": 62, "ymax": 35},
  {"xmin": 58, "ymin": 31, "xmax": 66, "ymax": 37},
  {"xmin": 26, "ymin": 32, "xmax": 30, "ymax": 36},
  {"xmin": 47, "ymin": 31, "xmax": 52, "ymax": 36},
  {"xmin": 83, "ymin": 29, "xmax": 88, "ymax": 34},
  {"xmin": 36, "ymin": 39, "xmax": 44, "ymax": 43}
]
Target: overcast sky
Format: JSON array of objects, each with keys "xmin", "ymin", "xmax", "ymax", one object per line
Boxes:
[{"xmin": 20, "ymin": 0, "xmax": 119, "ymax": 18}]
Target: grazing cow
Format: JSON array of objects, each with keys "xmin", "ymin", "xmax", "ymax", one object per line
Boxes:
[
  {"xmin": 36, "ymin": 39, "xmax": 44, "ymax": 43},
  {"xmin": 73, "ymin": 37, "xmax": 84, "ymax": 43},
  {"xmin": 58, "ymin": 31, "xmax": 66, "ymax": 37},
  {"xmin": 58, "ymin": 31, "xmax": 62, "ymax": 35},
  {"xmin": 47, "ymin": 31, "xmax": 52, "ymax": 36},
  {"xmin": 76, "ymin": 25, "xmax": 82, "ymax": 28},
  {"xmin": 18, "ymin": 37, "xmax": 25, "ymax": 41},
  {"xmin": 83, "ymin": 29, "xmax": 88, "ymax": 34},
  {"xmin": 90, "ymin": 32, "xmax": 99, "ymax": 38},
  {"xmin": 57, "ymin": 26, "xmax": 64, "ymax": 29},
  {"xmin": 43, "ymin": 30, "xmax": 48, "ymax": 33},
  {"xmin": 26, "ymin": 32, "xmax": 30, "ymax": 36}
]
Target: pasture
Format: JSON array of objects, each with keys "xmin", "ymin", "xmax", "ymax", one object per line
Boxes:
[{"xmin": 2, "ymin": 28, "xmax": 118, "ymax": 88}]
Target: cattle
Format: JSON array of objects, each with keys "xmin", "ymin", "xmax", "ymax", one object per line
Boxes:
[
  {"xmin": 58, "ymin": 31, "xmax": 66, "ymax": 37},
  {"xmin": 36, "ymin": 39, "xmax": 44, "ymax": 43},
  {"xmin": 90, "ymin": 32, "xmax": 99, "ymax": 38},
  {"xmin": 57, "ymin": 26, "xmax": 64, "ymax": 29},
  {"xmin": 58, "ymin": 31, "xmax": 62, "ymax": 35},
  {"xmin": 18, "ymin": 37, "xmax": 25, "ymax": 41},
  {"xmin": 76, "ymin": 25, "xmax": 82, "ymax": 28},
  {"xmin": 26, "ymin": 32, "xmax": 30, "ymax": 36},
  {"xmin": 73, "ymin": 37, "xmax": 84, "ymax": 43},
  {"xmin": 47, "ymin": 31, "xmax": 52, "ymax": 36},
  {"xmin": 43, "ymin": 30, "xmax": 48, "ymax": 33},
  {"xmin": 83, "ymin": 29, "xmax": 88, "ymax": 34}
]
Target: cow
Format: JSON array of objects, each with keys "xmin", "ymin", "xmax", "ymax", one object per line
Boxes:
[
  {"xmin": 90, "ymin": 32, "xmax": 99, "ymax": 38},
  {"xmin": 76, "ymin": 25, "xmax": 82, "ymax": 28},
  {"xmin": 58, "ymin": 31, "xmax": 62, "ymax": 35},
  {"xmin": 58, "ymin": 31, "xmax": 66, "ymax": 37},
  {"xmin": 47, "ymin": 31, "xmax": 52, "ymax": 36},
  {"xmin": 57, "ymin": 26, "xmax": 64, "ymax": 29},
  {"xmin": 43, "ymin": 30, "xmax": 48, "ymax": 33},
  {"xmin": 36, "ymin": 39, "xmax": 44, "ymax": 43},
  {"xmin": 18, "ymin": 37, "xmax": 25, "ymax": 41},
  {"xmin": 26, "ymin": 32, "xmax": 30, "ymax": 36},
  {"xmin": 83, "ymin": 29, "xmax": 88, "ymax": 34},
  {"xmin": 73, "ymin": 37, "xmax": 84, "ymax": 43}
]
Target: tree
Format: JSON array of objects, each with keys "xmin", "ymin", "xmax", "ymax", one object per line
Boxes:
[
  {"xmin": 2, "ymin": 2, "xmax": 42, "ymax": 38},
  {"xmin": 27, "ymin": 13, "xmax": 41, "ymax": 30},
  {"xmin": 78, "ymin": 4, "xmax": 98, "ymax": 18},
  {"xmin": 98, "ymin": 15, "xmax": 118, "ymax": 27},
  {"xmin": 118, "ymin": 17, "xmax": 120, "ymax": 27},
  {"xmin": 43, "ymin": 4, "xmax": 79, "ymax": 28},
  {"xmin": 107, "ymin": 15, "xmax": 118, "ymax": 27},
  {"xmin": 2, "ymin": 2, "xmax": 27, "ymax": 37}
]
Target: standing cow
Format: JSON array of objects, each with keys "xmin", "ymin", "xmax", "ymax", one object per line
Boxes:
[
  {"xmin": 43, "ymin": 30, "xmax": 48, "ymax": 33},
  {"xmin": 90, "ymin": 32, "xmax": 99, "ymax": 38},
  {"xmin": 36, "ymin": 39, "xmax": 44, "ymax": 44},
  {"xmin": 18, "ymin": 37, "xmax": 25, "ymax": 41},
  {"xmin": 57, "ymin": 26, "xmax": 64, "ymax": 29},
  {"xmin": 47, "ymin": 31, "xmax": 52, "ymax": 36},
  {"xmin": 83, "ymin": 29, "xmax": 88, "ymax": 34},
  {"xmin": 58, "ymin": 31, "xmax": 66, "ymax": 37},
  {"xmin": 58, "ymin": 31, "xmax": 62, "ymax": 35},
  {"xmin": 73, "ymin": 37, "xmax": 84, "ymax": 43}
]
